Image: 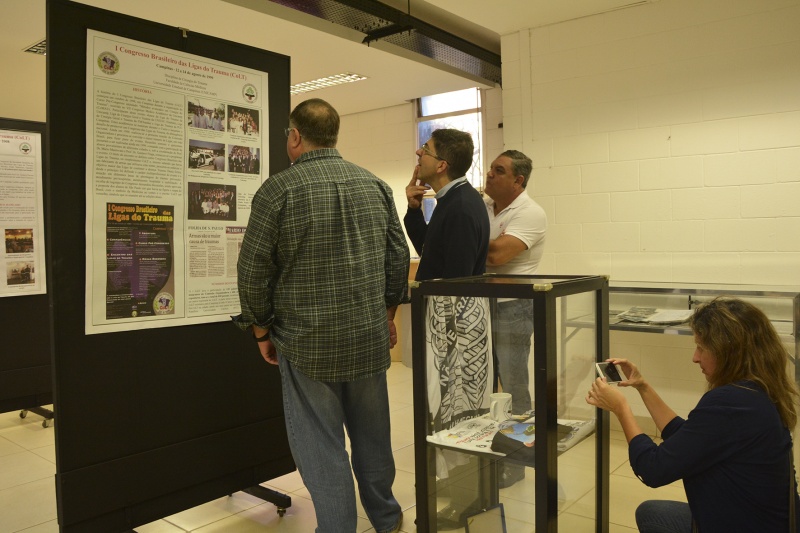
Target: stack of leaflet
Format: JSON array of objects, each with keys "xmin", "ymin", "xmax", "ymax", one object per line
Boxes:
[{"xmin": 615, "ymin": 307, "xmax": 694, "ymax": 325}]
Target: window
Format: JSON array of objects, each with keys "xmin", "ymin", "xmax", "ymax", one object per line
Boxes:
[{"xmin": 417, "ymin": 88, "xmax": 484, "ymax": 189}]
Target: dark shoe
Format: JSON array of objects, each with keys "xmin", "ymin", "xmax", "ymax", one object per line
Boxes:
[{"xmin": 498, "ymin": 464, "xmax": 525, "ymax": 488}]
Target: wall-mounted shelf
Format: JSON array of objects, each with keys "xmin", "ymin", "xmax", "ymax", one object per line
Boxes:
[{"xmin": 606, "ymin": 281, "xmax": 799, "ymax": 383}]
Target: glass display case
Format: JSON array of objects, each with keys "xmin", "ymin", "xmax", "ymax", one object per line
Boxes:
[{"xmin": 410, "ymin": 274, "xmax": 610, "ymax": 533}]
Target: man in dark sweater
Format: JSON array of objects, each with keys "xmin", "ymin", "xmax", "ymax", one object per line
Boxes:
[
  {"xmin": 403, "ymin": 129, "xmax": 490, "ymax": 530},
  {"xmin": 404, "ymin": 128, "xmax": 489, "ymax": 281}
]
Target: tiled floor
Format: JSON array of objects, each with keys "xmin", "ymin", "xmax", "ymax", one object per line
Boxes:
[{"xmin": 0, "ymin": 363, "xmax": 687, "ymax": 532}]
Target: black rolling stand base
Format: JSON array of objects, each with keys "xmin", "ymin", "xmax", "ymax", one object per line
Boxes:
[
  {"xmin": 19, "ymin": 406, "xmax": 54, "ymax": 428},
  {"xmin": 240, "ymin": 485, "xmax": 292, "ymax": 517},
  {"xmin": 127, "ymin": 485, "xmax": 293, "ymax": 532}
]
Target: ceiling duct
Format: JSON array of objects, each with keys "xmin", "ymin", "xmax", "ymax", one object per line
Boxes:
[{"xmin": 267, "ymin": 0, "xmax": 501, "ymax": 85}]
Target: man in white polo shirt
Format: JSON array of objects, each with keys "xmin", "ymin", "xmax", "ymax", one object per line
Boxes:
[{"xmin": 485, "ymin": 149, "xmax": 547, "ymax": 488}]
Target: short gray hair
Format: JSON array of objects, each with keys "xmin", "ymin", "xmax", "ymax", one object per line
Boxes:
[{"xmin": 499, "ymin": 150, "xmax": 532, "ymax": 188}]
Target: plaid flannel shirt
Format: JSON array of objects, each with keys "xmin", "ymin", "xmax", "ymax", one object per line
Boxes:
[{"xmin": 235, "ymin": 148, "xmax": 409, "ymax": 381}]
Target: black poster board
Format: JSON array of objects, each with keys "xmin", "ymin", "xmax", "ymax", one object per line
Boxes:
[
  {"xmin": 0, "ymin": 118, "xmax": 51, "ymax": 415},
  {"xmin": 46, "ymin": 1, "xmax": 293, "ymax": 530}
]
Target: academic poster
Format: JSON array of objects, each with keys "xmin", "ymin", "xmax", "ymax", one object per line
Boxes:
[
  {"xmin": 85, "ymin": 30, "xmax": 267, "ymax": 334},
  {"xmin": 0, "ymin": 129, "xmax": 46, "ymax": 297}
]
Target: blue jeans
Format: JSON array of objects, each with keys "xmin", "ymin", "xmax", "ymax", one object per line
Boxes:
[
  {"xmin": 492, "ymin": 299, "xmax": 534, "ymax": 414},
  {"xmin": 278, "ymin": 355, "xmax": 402, "ymax": 533},
  {"xmin": 636, "ymin": 500, "xmax": 693, "ymax": 533}
]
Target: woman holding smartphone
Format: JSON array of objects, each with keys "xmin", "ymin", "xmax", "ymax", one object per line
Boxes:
[{"xmin": 587, "ymin": 297, "xmax": 799, "ymax": 533}]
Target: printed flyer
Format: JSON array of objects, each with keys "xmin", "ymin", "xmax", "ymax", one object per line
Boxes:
[{"xmin": 0, "ymin": 129, "xmax": 46, "ymax": 298}]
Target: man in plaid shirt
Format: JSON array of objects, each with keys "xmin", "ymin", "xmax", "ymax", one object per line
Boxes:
[{"xmin": 235, "ymin": 99, "xmax": 409, "ymax": 533}]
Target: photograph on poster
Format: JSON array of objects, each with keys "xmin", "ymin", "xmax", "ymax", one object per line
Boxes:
[
  {"xmin": 187, "ymin": 99, "xmax": 225, "ymax": 131},
  {"xmin": 228, "ymin": 145, "xmax": 260, "ymax": 175},
  {"xmin": 4, "ymin": 228, "xmax": 34, "ymax": 254},
  {"xmin": 187, "ymin": 182, "xmax": 237, "ymax": 221},
  {"xmin": 227, "ymin": 105, "xmax": 259, "ymax": 137},
  {"xmin": 188, "ymin": 140, "xmax": 225, "ymax": 170},
  {"xmin": 6, "ymin": 261, "xmax": 35, "ymax": 285}
]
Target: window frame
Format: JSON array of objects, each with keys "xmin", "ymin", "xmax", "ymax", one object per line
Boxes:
[{"xmin": 415, "ymin": 88, "xmax": 487, "ymax": 191}]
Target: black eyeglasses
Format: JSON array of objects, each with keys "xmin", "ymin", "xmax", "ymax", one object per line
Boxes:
[{"xmin": 419, "ymin": 143, "xmax": 448, "ymax": 164}]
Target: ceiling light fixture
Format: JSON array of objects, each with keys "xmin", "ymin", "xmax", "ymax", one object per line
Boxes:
[
  {"xmin": 290, "ymin": 72, "xmax": 367, "ymax": 95},
  {"xmin": 24, "ymin": 39, "xmax": 47, "ymax": 55}
]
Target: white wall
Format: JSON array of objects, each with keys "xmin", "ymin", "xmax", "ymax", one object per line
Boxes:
[
  {"xmin": 498, "ymin": 0, "xmax": 800, "ymax": 429},
  {"xmin": 337, "ymin": 104, "xmax": 416, "ymax": 252},
  {"xmin": 503, "ymin": 0, "xmax": 800, "ymax": 284}
]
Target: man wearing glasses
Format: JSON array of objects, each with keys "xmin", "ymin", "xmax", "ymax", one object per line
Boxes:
[
  {"xmin": 236, "ymin": 99, "xmax": 408, "ymax": 533},
  {"xmin": 404, "ymin": 128, "xmax": 489, "ymax": 281},
  {"xmin": 404, "ymin": 128, "xmax": 490, "ymax": 529}
]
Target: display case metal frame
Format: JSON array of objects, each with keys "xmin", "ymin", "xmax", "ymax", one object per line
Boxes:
[{"xmin": 411, "ymin": 274, "xmax": 611, "ymax": 533}]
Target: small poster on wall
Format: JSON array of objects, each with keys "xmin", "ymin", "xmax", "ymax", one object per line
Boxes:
[
  {"xmin": 0, "ymin": 129, "xmax": 46, "ymax": 298},
  {"xmin": 85, "ymin": 30, "xmax": 268, "ymax": 334}
]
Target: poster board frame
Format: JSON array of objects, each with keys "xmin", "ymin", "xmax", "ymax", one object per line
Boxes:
[
  {"xmin": 47, "ymin": 1, "xmax": 293, "ymax": 530},
  {"xmin": 0, "ymin": 118, "xmax": 50, "ymax": 415}
]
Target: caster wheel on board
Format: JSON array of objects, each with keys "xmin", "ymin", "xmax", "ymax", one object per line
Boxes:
[
  {"xmin": 19, "ymin": 410, "xmax": 27, "ymax": 419},
  {"xmin": 277, "ymin": 508, "xmax": 287, "ymax": 517}
]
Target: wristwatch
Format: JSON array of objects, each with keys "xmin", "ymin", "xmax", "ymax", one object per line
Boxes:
[{"xmin": 252, "ymin": 329, "xmax": 270, "ymax": 342}]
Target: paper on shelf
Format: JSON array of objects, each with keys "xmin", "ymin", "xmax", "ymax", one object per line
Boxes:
[
  {"xmin": 425, "ymin": 413, "xmax": 596, "ymax": 456},
  {"xmin": 646, "ymin": 309, "xmax": 694, "ymax": 324},
  {"xmin": 615, "ymin": 307, "xmax": 694, "ymax": 325},
  {"xmin": 615, "ymin": 307, "xmax": 657, "ymax": 323}
]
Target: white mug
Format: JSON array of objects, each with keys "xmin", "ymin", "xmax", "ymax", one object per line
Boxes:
[{"xmin": 489, "ymin": 392, "xmax": 512, "ymax": 422}]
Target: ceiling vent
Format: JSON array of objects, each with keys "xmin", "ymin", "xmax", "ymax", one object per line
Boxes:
[{"xmin": 267, "ymin": 0, "xmax": 501, "ymax": 85}]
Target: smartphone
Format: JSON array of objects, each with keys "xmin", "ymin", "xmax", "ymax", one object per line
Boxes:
[{"xmin": 596, "ymin": 361, "xmax": 625, "ymax": 384}]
